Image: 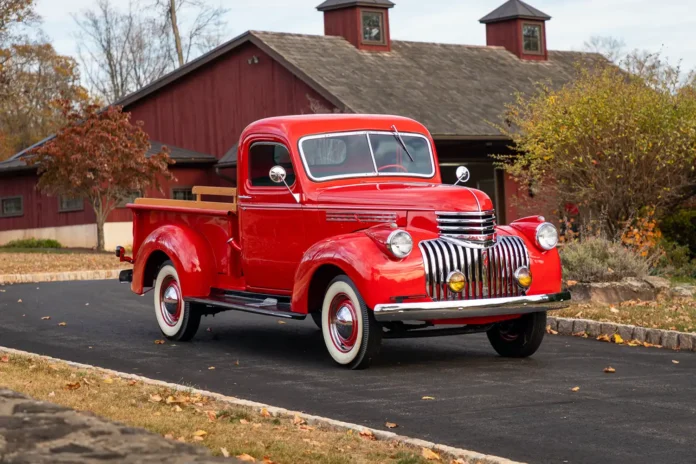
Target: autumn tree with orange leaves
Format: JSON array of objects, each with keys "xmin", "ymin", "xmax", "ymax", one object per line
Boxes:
[{"xmin": 31, "ymin": 102, "xmax": 172, "ymax": 251}]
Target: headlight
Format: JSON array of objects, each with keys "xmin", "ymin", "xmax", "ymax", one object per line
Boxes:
[
  {"xmin": 536, "ymin": 222, "xmax": 559, "ymax": 250},
  {"xmin": 386, "ymin": 230, "xmax": 413, "ymax": 259}
]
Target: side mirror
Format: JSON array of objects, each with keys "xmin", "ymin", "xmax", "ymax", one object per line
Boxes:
[
  {"xmin": 269, "ymin": 165, "xmax": 300, "ymax": 204},
  {"xmin": 269, "ymin": 165, "xmax": 286, "ymax": 184},
  {"xmin": 454, "ymin": 166, "xmax": 470, "ymax": 186}
]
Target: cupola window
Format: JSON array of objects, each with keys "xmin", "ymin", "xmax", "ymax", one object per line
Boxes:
[
  {"xmin": 361, "ymin": 10, "xmax": 385, "ymax": 44},
  {"xmin": 522, "ymin": 23, "xmax": 542, "ymax": 53}
]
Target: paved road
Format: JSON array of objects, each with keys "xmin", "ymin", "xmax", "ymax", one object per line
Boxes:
[{"xmin": 1, "ymin": 281, "xmax": 694, "ymax": 464}]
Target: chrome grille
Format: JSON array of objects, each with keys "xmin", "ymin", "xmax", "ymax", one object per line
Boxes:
[
  {"xmin": 419, "ymin": 235, "xmax": 529, "ymax": 301},
  {"xmin": 436, "ymin": 211, "xmax": 497, "ymax": 246}
]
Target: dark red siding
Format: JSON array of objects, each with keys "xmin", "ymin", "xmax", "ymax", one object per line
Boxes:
[
  {"xmin": 485, "ymin": 19, "xmax": 548, "ymax": 61},
  {"xmin": 126, "ymin": 42, "xmax": 335, "ymax": 159},
  {"xmin": 324, "ymin": 7, "xmax": 391, "ymax": 52}
]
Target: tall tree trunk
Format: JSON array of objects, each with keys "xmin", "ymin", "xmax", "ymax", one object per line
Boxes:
[
  {"xmin": 169, "ymin": 0, "xmax": 184, "ymax": 67},
  {"xmin": 96, "ymin": 216, "xmax": 105, "ymax": 252}
]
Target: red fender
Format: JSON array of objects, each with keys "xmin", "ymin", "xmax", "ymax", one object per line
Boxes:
[
  {"xmin": 291, "ymin": 230, "xmax": 433, "ymax": 313},
  {"xmin": 131, "ymin": 224, "xmax": 216, "ymax": 298}
]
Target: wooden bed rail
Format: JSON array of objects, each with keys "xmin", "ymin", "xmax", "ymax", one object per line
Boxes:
[{"xmin": 134, "ymin": 185, "xmax": 238, "ymax": 213}]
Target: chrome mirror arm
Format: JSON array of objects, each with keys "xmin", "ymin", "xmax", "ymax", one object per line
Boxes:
[{"xmin": 453, "ymin": 166, "xmax": 470, "ymax": 186}]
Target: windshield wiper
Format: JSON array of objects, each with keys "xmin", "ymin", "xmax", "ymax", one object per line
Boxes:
[{"xmin": 390, "ymin": 125, "xmax": 415, "ymax": 162}]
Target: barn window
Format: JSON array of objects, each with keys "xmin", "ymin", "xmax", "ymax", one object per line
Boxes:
[
  {"xmin": 248, "ymin": 142, "xmax": 295, "ymax": 187},
  {"xmin": 59, "ymin": 195, "xmax": 84, "ymax": 213},
  {"xmin": 172, "ymin": 188, "xmax": 195, "ymax": 201},
  {"xmin": 117, "ymin": 190, "xmax": 141, "ymax": 208},
  {"xmin": 0, "ymin": 196, "xmax": 23, "ymax": 218},
  {"xmin": 361, "ymin": 10, "xmax": 385, "ymax": 45},
  {"xmin": 522, "ymin": 24, "xmax": 543, "ymax": 54}
]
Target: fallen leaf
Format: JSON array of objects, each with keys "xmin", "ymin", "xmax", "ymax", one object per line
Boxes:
[
  {"xmin": 235, "ymin": 360, "xmax": 240, "ymax": 366},
  {"xmin": 566, "ymin": 280, "xmax": 578, "ymax": 287},
  {"xmin": 260, "ymin": 408, "xmax": 271, "ymax": 418},
  {"xmin": 422, "ymin": 448, "xmax": 441, "ymax": 461},
  {"xmin": 193, "ymin": 430, "xmax": 208, "ymax": 437},
  {"xmin": 237, "ymin": 454, "xmax": 256, "ymax": 462},
  {"xmin": 572, "ymin": 331, "xmax": 588, "ymax": 338},
  {"xmin": 193, "ymin": 436, "xmax": 204, "ymax": 441},
  {"xmin": 545, "ymin": 325, "xmax": 558, "ymax": 335},
  {"xmin": 252, "ymin": 423, "xmax": 262, "ymax": 429},
  {"xmin": 173, "ymin": 405, "xmax": 183, "ymax": 412},
  {"xmin": 41, "ymin": 316, "xmax": 51, "ymax": 320},
  {"xmin": 128, "ymin": 380, "xmax": 137, "ymax": 386},
  {"xmin": 221, "ymin": 447, "xmax": 230, "ymax": 458},
  {"xmin": 603, "ymin": 366, "xmax": 616, "ymax": 374},
  {"xmin": 610, "ymin": 306, "xmax": 619, "ymax": 314},
  {"xmin": 48, "ymin": 391, "xmax": 55, "ymax": 397},
  {"xmin": 571, "ymin": 386, "xmax": 580, "ymax": 392},
  {"xmin": 208, "ymin": 366, "xmax": 215, "ymax": 370},
  {"xmin": 58, "ymin": 322, "xmax": 67, "ymax": 327},
  {"xmin": 164, "ymin": 434, "xmax": 174, "ymax": 440},
  {"xmin": 627, "ymin": 340, "xmax": 642, "ymax": 347},
  {"xmin": 643, "ymin": 342, "xmax": 656, "ymax": 348},
  {"xmin": 85, "ymin": 303, "xmax": 89, "ymax": 306},
  {"xmin": 612, "ymin": 334, "xmax": 624, "ymax": 344},
  {"xmin": 299, "ymin": 425, "xmax": 315, "ymax": 432},
  {"xmin": 385, "ymin": 422, "xmax": 398, "ymax": 428},
  {"xmin": 154, "ymin": 340, "xmax": 165, "ymax": 345},
  {"xmin": 240, "ymin": 419, "xmax": 250, "ymax": 424},
  {"xmin": 177, "ymin": 436, "xmax": 186, "ymax": 442},
  {"xmin": 206, "ymin": 327, "xmax": 212, "ymax": 332},
  {"xmin": 17, "ymin": 299, "xmax": 22, "ymax": 303},
  {"xmin": 64, "ymin": 382, "xmax": 80, "ymax": 391},
  {"xmin": 672, "ymin": 360, "xmax": 680, "ymax": 364},
  {"xmin": 103, "ymin": 377, "xmax": 114, "ymax": 384},
  {"xmin": 596, "ymin": 334, "xmax": 611, "ymax": 342},
  {"xmin": 149, "ymin": 394, "xmax": 163, "ymax": 403},
  {"xmin": 422, "ymin": 396, "xmax": 435, "ymax": 400},
  {"xmin": 292, "ymin": 414, "xmax": 307, "ymax": 426},
  {"xmin": 262, "ymin": 457, "xmax": 276, "ymax": 464},
  {"xmin": 359, "ymin": 429, "xmax": 376, "ymax": 440},
  {"xmin": 206, "ymin": 410, "xmax": 217, "ymax": 422},
  {"xmin": 165, "ymin": 396, "xmax": 179, "ymax": 404},
  {"xmin": 0, "ymin": 356, "xmax": 8, "ymax": 363}
]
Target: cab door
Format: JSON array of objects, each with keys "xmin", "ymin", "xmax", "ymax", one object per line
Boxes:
[{"xmin": 238, "ymin": 137, "xmax": 306, "ymax": 292}]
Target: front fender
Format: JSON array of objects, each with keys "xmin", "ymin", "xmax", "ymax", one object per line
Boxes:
[
  {"xmin": 132, "ymin": 224, "xmax": 216, "ymax": 298},
  {"xmin": 291, "ymin": 230, "xmax": 433, "ymax": 313}
]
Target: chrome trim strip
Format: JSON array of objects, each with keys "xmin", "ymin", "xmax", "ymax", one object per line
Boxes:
[
  {"xmin": 435, "ymin": 210, "xmax": 495, "ymax": 216},
  {"xmin": 373, "ymin": 292, "xmax": 572, "ymax": 322}
]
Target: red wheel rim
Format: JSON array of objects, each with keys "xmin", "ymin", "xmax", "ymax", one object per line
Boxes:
[
  {"xmin": 160, "ymin": 276, "xmax": 182, "ymax": 327},
  {"xmin": 328, "ymin": 293, "xmax": 359, "ymax": 353}
]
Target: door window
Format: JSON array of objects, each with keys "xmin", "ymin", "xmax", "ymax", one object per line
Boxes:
[{"xmin": 248, "ymin": 142, "xmax": 295, "ymax": 187}]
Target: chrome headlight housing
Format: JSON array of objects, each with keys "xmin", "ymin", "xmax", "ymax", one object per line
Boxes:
[
  {"xmin": 386, "ymin": 230, "xmax": 413, "ymax": 259},
  {"xmin": 536, "ymin": 222, "xmax": 559, "ymax": 250}
]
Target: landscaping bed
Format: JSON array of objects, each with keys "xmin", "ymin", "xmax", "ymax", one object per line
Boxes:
[
  {"xmin": 0, "ymin": 352, "xmax": 476, "ymax": 464},
  {"xmin": 0, "ymin": 250, "xmax": 130, "ymax": 275}
]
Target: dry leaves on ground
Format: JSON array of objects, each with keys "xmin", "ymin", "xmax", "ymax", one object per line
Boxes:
[
  {"xmin": 604, "ymin": 367, "xmax": 616, "ymax": 374},
  {"xmin": 546, "ymin": 325, "xmax": 559, "ymax": 335},
  {"xmin": 359, "ymin": 429, "xmax": 376, "ymax": 441},
  {"xmin": 571, "ymin": 386, "xmax": 580, "ymax": 392},
  {"xmin": 154, "ymin": 340, "xmax": 165, "ymax": 345},
  {"xmin": 385, "ymin": 422, "xmax": 398, "ymax": 429},
  {"xmin": 422, "ymin": 448, "xmax": 441, "ymax": 461},
  {"xmin": 422, "ymin": 396, "xmax": 435, "ymax": 400},
  {"xmin": 237, "ymin": 454, "xmax": 256, "ymax": 462},
  {"xmin": 0, "ymin": 252, "xmax": 131, "ymax": 274}
]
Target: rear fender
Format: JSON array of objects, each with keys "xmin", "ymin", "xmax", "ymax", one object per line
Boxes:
[
  {"xmin": 291, "ymin": 231, "xmax": 429, "ymax": 314},
  {"xmin": 132, "ymin": 224, "xmax": 216, "ymax": 298}
]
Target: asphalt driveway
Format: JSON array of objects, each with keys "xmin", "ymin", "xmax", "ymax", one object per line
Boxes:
[{"xmin": 1, "ymin": 280, "xmax": 694, "ymax": 463}]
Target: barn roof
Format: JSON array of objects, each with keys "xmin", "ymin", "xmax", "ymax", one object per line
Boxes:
[{"xmin": 316, "ymin": 0, "xmax": 394, "ymax": 11}]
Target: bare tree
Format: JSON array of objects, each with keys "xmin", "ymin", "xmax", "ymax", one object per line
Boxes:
[
  {"xmin": 73, "ymin": 0, "xmax": 173, "ymax": 103},
  {"xmin": 583, "ymin": 36, "xmax": 626, "ymax": 64},
  {"xmin": 154, "ymin": 0, "xmax": 228, "ymax": 67}
]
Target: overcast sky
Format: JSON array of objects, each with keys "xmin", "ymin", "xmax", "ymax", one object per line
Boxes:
[{"xmin": 36, "ymin": 0, "xmax": 696, "ymax": 72}]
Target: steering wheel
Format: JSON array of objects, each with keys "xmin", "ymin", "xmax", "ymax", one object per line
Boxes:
[{"xmin": 378, "ymin": 164, "xmax": 408, "ymax": 173}]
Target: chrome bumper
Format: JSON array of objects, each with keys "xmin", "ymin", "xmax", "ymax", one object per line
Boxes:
[{"xmin": 372, "ymin": 291, "xmax": 571, "ymax": 322}]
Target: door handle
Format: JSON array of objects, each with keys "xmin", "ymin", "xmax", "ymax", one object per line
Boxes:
[{"xmin": 238, "ymin": 195, "xmax": 252, "ymax": 200}]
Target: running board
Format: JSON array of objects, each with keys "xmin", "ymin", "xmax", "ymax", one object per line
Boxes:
[{"xmin": 186, "ymin": 293, "xmax": 305, "ymax": 320}]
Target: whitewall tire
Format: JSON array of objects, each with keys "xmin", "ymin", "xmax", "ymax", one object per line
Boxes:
[
  {"xmin": 154, "ymin": 261, "xmax": 201, "ymax": 341},
  {"xmin": 321, "ymin": 275, "xmax": 382, "ymax": 369}
]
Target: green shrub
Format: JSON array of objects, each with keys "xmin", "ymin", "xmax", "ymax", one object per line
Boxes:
[
  {"xmin": 560, "ymin": 237, "xmax": 649, "ymax": 283},
  {"xmin": 660, "ymin": 208, "xmax": 696, "ymax": 258},
  {"xmin": 653, "ymin": 239, "xmax": 696, "ymax": 278},
  {"xmin": 2, "ymin": 238, "xmax": 63, "ymax": 249}
]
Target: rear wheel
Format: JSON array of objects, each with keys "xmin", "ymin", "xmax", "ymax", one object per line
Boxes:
[
  {"xmin": 310, "ymin": 312, "xmax": 322, "ymax": 330},
  {"xmin": 321, "ymin": 276, "xmax": 382, "ymax": 369},
  {"xmin": 154, "ymin": 261, "xmax": 201, "ymax": 341},
  {"xmin": 487, "ymin": 311, "xmax": 546, "ymax": 358}
]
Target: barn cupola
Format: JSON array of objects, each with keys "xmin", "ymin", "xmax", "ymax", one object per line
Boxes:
[
  {"xmin": 317, "ymin": 0, "xmax": 395, "ymax": 52},
  {"xmin": 480, "ymin": 0, "xmax": 551, "ymax": 61}
]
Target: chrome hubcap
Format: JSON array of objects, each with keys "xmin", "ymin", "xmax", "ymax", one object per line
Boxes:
[
  {"xmin": 329, "ymin": 293, "xmax": 359, "ymax": 353},
  {"xmin": 160, "ymin": 277, "xmax": 181, "ymax": 327}
]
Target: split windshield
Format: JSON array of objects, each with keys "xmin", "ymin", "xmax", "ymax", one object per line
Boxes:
[{"xmin": 299, "ymin": 131, "xmax": 435, "ymax": 181}]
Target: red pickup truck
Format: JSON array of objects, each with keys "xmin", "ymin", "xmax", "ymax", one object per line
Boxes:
[{"xmin": 117, "ymin": 114, "xmax": 569, "ymax": 369}]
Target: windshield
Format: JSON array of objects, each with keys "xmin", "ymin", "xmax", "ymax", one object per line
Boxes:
[{"xmin": 299, "ymin": 131, "xmax": 435, "ymax": 181}]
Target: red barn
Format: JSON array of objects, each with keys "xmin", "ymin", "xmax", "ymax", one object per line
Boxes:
[{"xmin": 0, "ymin": 0, "xmax": 597, "ymax": 249}]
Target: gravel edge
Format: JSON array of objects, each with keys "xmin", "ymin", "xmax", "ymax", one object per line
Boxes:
[
  {"xmin": 547, "ymin": 316, "xmax": 696, "ymax": 352},
  {"xmin": 0, "ymin": 345, "xmax": 523, "ymax": 464},
  {"xmin": 0, "ymin": 269, "xmax": 122, "ymax": 284}
]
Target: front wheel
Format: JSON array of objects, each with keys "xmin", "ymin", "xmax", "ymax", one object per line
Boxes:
[
  {"xmin": 487, "ymin": 311, "xmax": 546, "ymax": 358},
  {"xmin": 321, "ymin": 276, "xmax": 382, "ymax": 369},
  {"xmin": 154, "ymin": 261, "xmax": 201, "ymax": 341}
]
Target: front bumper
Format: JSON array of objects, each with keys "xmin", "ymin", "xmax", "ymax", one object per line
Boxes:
[{"xmin": 373, "ymin": 291, "xmax": 571, "ymax": 322}]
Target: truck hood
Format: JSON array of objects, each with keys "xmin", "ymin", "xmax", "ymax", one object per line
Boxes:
[{"xmin": 316, "ymin": 182, "xmax": 494, "ymax": 212}]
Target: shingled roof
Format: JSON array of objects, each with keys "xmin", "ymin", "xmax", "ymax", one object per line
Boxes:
[
  {"xmin": 316, "ymin": 0, "xmax": 394, "ymax": 11},
  {"xmin": 253, "ymin": 31, "xmax": 599, "ymax": 138},
  {"xmin": 479, "ymin": 0, "xmax": 551, "ymax": 24}
]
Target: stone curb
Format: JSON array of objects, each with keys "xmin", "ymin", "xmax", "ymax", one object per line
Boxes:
[
  {"xmin": 548, "ymin": 316, "xmax": 696, "ymax": 352},
  {"xmin": 0, "ymin": 269, "xmax": 122, "ymax": 285},
  {"xmin": 0, "ymin": 345, "xmax": 522, "ymax": 464}
]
